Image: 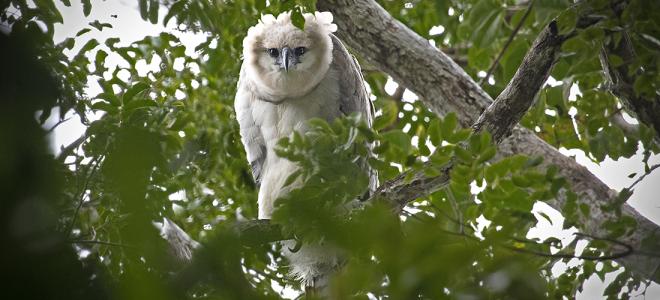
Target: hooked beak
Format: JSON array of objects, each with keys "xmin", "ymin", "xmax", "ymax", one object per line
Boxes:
[{"xmin": 280, "ymin": 47, "xmax": 293, "ymax": 72}]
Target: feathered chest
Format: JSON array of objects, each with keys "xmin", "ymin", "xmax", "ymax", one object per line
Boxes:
[{"xmin": 249, "ymin": 70, "xmax": 342, "ymax": 145}]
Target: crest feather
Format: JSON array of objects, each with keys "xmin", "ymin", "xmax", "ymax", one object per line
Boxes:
[{"xmin": 244, "ymin": 11, "xmax": 336, "ymax": 50}]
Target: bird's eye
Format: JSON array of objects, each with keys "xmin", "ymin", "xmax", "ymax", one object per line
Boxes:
[
  {"xmin": 267, "ymin": 48, "xmax": 279, "ymax": 57},
  {"xmin": 294, "ymin": 47, "xmax": 307, "ymax": 56}
]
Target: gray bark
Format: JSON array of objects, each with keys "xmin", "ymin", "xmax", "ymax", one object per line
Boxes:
[{"xmin": 317, "ymin": 0, "xmax": 660, "ymax": 283}]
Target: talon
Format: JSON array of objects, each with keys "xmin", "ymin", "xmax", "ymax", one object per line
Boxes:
[{"xmin": 288, "ymin": 238, "xmax": 303, "ymax": 253}]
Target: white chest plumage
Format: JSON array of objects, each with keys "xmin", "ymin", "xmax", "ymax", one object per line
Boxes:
[{"xmin": 247, "ymin": 69, "xmax": 341, "ymax": 218}]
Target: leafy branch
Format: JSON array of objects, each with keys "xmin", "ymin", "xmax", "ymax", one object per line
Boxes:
[{"xmin": 479, "ymin": 0, "xmax": 535, "ymax": 86}]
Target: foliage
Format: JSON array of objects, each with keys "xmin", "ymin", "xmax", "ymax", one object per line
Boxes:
[{"xmin": 2, "ymin": 0, "xmax": 659, "ymax": 299}]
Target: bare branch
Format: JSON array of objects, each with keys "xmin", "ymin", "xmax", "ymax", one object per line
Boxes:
[
  {"xmin": 68, "ymin": 239, "xmax": 135, "ymax": 248},
  {"xmin": 629, "ymin": 163, "xmax": 660, "ymax": 191},
  {"xmin": 47, "ymin": 116, "xmax": 72, "ymax": 133},
  {"xmin": 610, "ymin": 109, "xmax": 639, "ymax": 136},
  {"xmin": 57, "ymin": 134, "xmax": 87, "ymax": 161}
]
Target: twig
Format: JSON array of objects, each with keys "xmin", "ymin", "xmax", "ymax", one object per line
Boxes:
[
  {"xmin": 428, "ymin": 201, "xmax": 474, "ymax": 231},
  {"xmin": 479, "ymin": 0, "xmax": 535, "ymax": 86},
  {"xmin": 57, "ymin": 134, "xmax": 87, "ymax": 161},
  {"xmin": 609, "ymin": 109, "xmax": 639, "ymax": 136},
  {"xmin": 637, "ymin": 263, "xmax": 660, "ymax": 299},
  {"xmin": 427, "ymin": 221, "xmax": 633, "ymax": 261},
  {"xmin": 65, "ymin": 155, "xmax": 104, "ymax": 239},
  {"xmin": 47, "ymin": 117, "xmax": 72, "ymax": 133},
  {"xmin": 445, "ymin": 188, "xmax": 464, "ymax": 234},
  {"xmin": 629, "ymin": 163, "xmax": 660, "ymax": 190},
  {"xmin": 504, "ymin": 232, "xmax": 633, "ymax": 261},
  {"xmin": 68, "ymin": 239, "xmax": 135, "ymax": 248}
]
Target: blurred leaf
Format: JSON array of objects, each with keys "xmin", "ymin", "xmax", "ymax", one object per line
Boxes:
[{"xmin": 82, "ymin": 0, "xmax": 91, "ymax": 16}]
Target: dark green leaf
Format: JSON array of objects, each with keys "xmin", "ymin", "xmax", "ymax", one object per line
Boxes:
[
  {"xmin": 149, "ymin": 0, "xmax": 159, "ymax": 24},
  {"xmin": 75, "ymin": 28, "xmax": 91, "ymax": 37},
  {"xmin": 82, "ymin": 0, "xmax": 91, "ymax": 16},
  {"xmin": 291, "ymin": 9, "xmax": 305, "ymax": 30},
  {"xmin": 123, "ymin": 82, "xmax": 150, "ymax": 103}
]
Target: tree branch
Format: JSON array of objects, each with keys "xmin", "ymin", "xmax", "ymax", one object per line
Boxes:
[
  {"xmin": 316, "ymin": 0, "xmax": 660, "ymax": 283},
  {"xmin": 57, "ymin": 133, "xmax": 86, "ymax": 161}
]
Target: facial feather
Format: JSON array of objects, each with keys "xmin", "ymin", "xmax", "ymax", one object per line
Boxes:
[{"xmin": 242, "ymin": 12, "xmax": 336, "ymax": 102}]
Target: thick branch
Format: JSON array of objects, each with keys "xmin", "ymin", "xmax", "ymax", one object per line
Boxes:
[
  {"xmin": 472, "ymin": 21, "xmax": 563, "ymax": 142},
  {"xmin": 233, "ymin": 219, "xmax": 284, "ymax": 246},
  {"xmin": 317, "ymin": 0, "xmax": 660, "ymax": 283},
  {"xmin": 371, "ymin": 13, "xmax": 564, "ymax": 212}
]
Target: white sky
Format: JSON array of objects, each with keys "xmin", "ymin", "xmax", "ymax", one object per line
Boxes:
[{"xmin": 44, "ymin": 1, "xmax": 660, "ymax": 299}]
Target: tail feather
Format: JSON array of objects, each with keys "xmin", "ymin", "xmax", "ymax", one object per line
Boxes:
[
  {"xmin": 156, "ymin": 217, "xmax": 200, "ymax": 263},
  {"xmin": 284, "ymin": 240, "xmax": 344, "ymax": 296}
]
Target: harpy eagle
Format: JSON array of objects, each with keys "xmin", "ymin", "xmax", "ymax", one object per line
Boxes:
[{"xmin": 234, "ymin": 11, "xmax": 377, "ymax": 289}]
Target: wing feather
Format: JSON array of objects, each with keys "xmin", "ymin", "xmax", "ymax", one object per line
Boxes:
[
  {"xmin": 235, "ymin": 65, "xmax": 267, "ymax": 187},
  {"xmin": 330, "ymin": 35, "xmax": 378, "ymax": 192},
  {"xmin": 330, "ymin": 35, "xmax": 374, "ymax": 126}
]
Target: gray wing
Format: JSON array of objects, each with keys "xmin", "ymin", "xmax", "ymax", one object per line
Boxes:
[
  {"xmin": 330, "ymin": 35, "xmax": 375, "ymax": 128},
  {"xmin": 235, "ymin": 65, "xmax": 267, "ymax": 187},
  {"xmin": 330, "ymin": 35, "xmax": 379, "ymax": 192}
]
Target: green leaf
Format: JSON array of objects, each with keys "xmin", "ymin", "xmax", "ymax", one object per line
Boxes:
[
  {"xmin": 77, "ymin": 39, "xmax": 99, "ymax": 56},
  {"xmin": 124, "ymin": 99, "xmax": 158, "ymax": 112},
  {"xmin": 149, "ymin": 0, "xmax": 159, "ymax": 24},
  {"xmin": 607, "ymin": 54, "xmax": 624, "ymax": 67},
  {"xmin": 82, "ymin": 0, "xmax": 91, "ymax": 16},
  {"xmin": 96, "ymin": 92, "xmax": 120, "ymax": 106},
  {"xmin": 469, "ymin": 134, "xmax": 482, "ymax": 153},
  {"xmin": 381, "ymin": 130, "xmax": 410, "ymax": 153},
  {"xmin": 524, "ymin": 156, "xmax": 544, "ymax": 168},
  {"xmin": 164, "ymin": 0, "xmax": 186, "ymax": 26},
  {"xmin": 123, "ymin": 82, "xmax": 150, "ymax": 103},
  {"xmin": 373, "ymin": 100, "xmax": 398, "ymax": 131},
  {"xmin": 91, "ymin": 101, "xmax": 118, "ymax": 113},
  {"xmin": 556, "ymin": 8, "xmax": 577, "ymax": 35},
  {"xmin": 508, "ymin": 189, "xmax": 533, "ymax": 212},
  {"xmin": 512, "ymin": 175, "xmax": 532, "ymax": 187},
  {"xmin": 579, "ymin": 203, "xmax": 590, "ymax": 218},
  {"xmin": 447, "ymin": 129, "xmax": 471, "ymax": 144},
  {"xmin": 480, "ymin": 13, "xmax": 503, "ymax": 48},
  {"xmin": 427, "ymin": 119, "xmax": 442, "ymax": 145},
  {"xmin": 75, "ymin": 28, "xmax": 91, "ymax": 37},
  {"xmin": 89, "ymin": 20, "xmax": 113, "ymax": 31},
  {"xmin": 440, "ymin": 113, "xmax": 458, "ymax": 140},
  {"xmin": 139, "ymin": 0, "xmax": 148, "ymax": 20},
  {"xmin": 95, "ymin": 50, "xmax": 108, "ymax": 73},
  {"xmin": 633, "ymin": 74, "xmax": 654, "ymax": 96},
  {"xmin": 291, "ymin": 9, "xmax": 305, "ymax": 30},
  {"xmin": 283, "ymin": 170, "xmax": 302, "ymax": 187},
  {"xmin": 105, "ymin": 37, "xmax": 120, "ymax": 49},
  {"xmin": 61, "ymin": 37, "xmax": 75, "ymax": 50},
  {"xmin": 477, "ymin": 147, "xmax": 496, "ymax": 164},
  {"xmin": 454, "ymin": 146, "xmax": 472, "ymax": 162}
]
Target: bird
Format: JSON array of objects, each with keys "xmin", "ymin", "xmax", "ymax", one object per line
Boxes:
[{"xmin": 234, "ymin": 11, "xmax": 377, "ymax": 293}]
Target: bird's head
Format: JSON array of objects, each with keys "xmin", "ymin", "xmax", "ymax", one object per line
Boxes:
[{"xmin": 243, "ymin": 11, "xmax": 337, "ymax": 100}]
